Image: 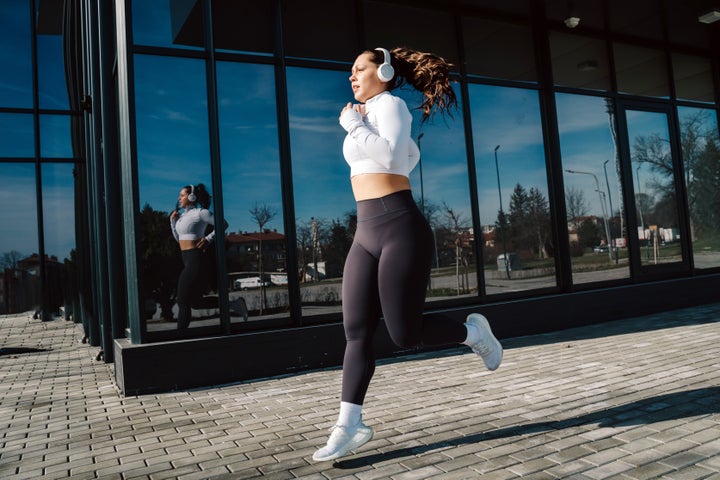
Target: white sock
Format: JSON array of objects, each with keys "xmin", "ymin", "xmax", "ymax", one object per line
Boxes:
[
  {"xmin": 337, "ymin": 401, "xmax": 362, "ymax": 427},
  {"xmin": 462, "ymin": 322, "xmax": 480, "ymax": 346}
]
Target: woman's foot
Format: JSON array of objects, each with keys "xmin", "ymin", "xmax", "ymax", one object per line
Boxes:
[
  {"xmin": 312, "ymin": 423, "xmax": 373, "ymax": 462},
  {"xmin": 465, "ymin": 313, "xmax": 503, "ymax": 370}
]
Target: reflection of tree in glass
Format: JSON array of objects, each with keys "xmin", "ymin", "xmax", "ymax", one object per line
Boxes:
[
  {"xmin": 139, "ymin": 204, "xmax": 182, "ymax": 320},
  {"xmin": 0, "ymin": 250, "xmax": 24, "ymax": 270},
  {"xmin": 442, "ymin": 203, "xmax": 471, "ymax": 295},
  {"xmin": 249, "ymin": 202, "xmax": 276, "ymax": 314},
  {"xmin": 679, "ymin": 111, "xmax": 720, "ymax": 242},
  {"xmin": 565, "ymin": 186, "xmax": 588, "ymax": 225},
  {"xmin": 507, "ymin": 184, "xmax": 552, "ymax": 260}
]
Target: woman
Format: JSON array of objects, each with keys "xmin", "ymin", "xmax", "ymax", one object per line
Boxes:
[
  {"xmin": 312, "ymin": 47, "xmax": 503, "ymax": 462},
  {"xmin": 170, "ymin": 183, "xmax": 217, "ymax": 330}
]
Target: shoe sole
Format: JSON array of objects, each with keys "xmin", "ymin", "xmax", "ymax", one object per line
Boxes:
[
  {"xmin": 467, "ymin": 314, "xmax": 503, "ymax": 371},
  {"xmin": 312, "ymin": 427, "xmax": 373, "ymax": 462}
]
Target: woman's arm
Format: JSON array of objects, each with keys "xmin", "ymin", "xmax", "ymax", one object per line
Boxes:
[{"xmin": 339, "ymin": 96, "xmax": 411, "ymax": 170}]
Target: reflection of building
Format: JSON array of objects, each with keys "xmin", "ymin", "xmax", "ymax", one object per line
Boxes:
[
  {"xmin": 0, "ymin": 254, "xmax": 66, "ymax": 316},
  {"xmin": 225, "ymin": 230, "xmax": 287, "ymax": 275},
  {"xmin": 3, "ymin": 1, "xmax": 720, "ymax": 394}
]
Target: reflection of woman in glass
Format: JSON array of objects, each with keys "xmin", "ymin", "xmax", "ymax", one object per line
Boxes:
[
  {"xmin": 170, "ymin": 183, "xmax": 217, "ymax": 330},
  {"xmin": 313, "ymin": 48, "xmax": 504, "ymax": 462}
]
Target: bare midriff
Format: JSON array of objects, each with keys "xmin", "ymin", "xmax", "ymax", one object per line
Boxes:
[
  {"xmin": 179, "ymin": 239, "xmax": 199, "ymax": 251},
  {"xmin": 351, "ymin": 173, "xmax": 411, "ymax": 201}
]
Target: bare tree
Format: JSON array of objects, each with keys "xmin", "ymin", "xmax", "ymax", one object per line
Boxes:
[
  {"xmin": 0, "ymin": 250, "xmax": 24, "ymax": 270},
  {"xmin": 565, "ymin": 186, "xmax": 588, "ymax": 228},
  {"xmin": 249, "ymin": 202, "xmax": 277, "ymax": 314},
  {"xmin": 442, "ymin": 203, "xmax": 470, "ymax": 295}
]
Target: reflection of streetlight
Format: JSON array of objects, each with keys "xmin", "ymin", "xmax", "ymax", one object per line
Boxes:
[
  {"xmin": 417, "ymin": 133, "xmax": 425, "ymax": 216},
  {"xmin": 603, "ymin": 159, "xmax": 617, "ymax": 263},
  {"xmin": 494, "ymin": 145, "xmax": 510, "ymax": 280},
  {"xmin": 635, "ymin": 165, "xmax": 645, "ymax": 230},
  {"xmin": 565, "ymin": 169, "xmax": 613, "ymax": 262}
]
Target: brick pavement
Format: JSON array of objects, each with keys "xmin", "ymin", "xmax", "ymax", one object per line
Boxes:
[{"xmin": 0, "ymin": 304, "xmax": 719, "ymax": 479}]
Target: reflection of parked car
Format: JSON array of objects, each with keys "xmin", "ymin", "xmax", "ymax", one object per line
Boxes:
[
  {"xmin": 234, "ymin": 277, "xmax": 270, "ymax": 290},
  {"xmin": 593, "ymin": 244, "xmax": 610, "ymax": 254}
]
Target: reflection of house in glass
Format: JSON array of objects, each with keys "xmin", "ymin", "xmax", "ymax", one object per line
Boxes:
[
  {"xmin": 1, "ymin": 254, "xmax": 67, "ymax": 316},
  {"xmin": 225, "ymin": 230, "xmax": 287, "ymax": 277}
]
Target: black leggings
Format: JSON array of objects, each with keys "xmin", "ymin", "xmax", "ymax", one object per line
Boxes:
[
  {"xmin": 341, "ymin": 190, "xmax": 467, "ymax": 405},
  {"xmin": 176, "ymin": 248, "xmax": 204, "ymax": 330}
]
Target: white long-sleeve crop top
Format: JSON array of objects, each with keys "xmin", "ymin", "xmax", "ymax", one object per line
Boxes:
[
  {"xmin": 340, "ymin": 91, "xmax": 420, "ymax": 178},
  {"xmin": 170, "ymin": 207, "xmax": 217, "ymax": 243}
]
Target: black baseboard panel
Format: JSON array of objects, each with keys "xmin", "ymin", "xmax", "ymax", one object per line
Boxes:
[{"xmin": 114, "ymin": 275, "xmax": 720, "ymax": 395}]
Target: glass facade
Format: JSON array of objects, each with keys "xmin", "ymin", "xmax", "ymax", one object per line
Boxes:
[{"xmin": 1, "ymin": 0, "xmax": 719, "ymax": 372}]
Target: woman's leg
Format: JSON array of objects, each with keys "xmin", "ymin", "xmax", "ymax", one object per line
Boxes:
[
  {"xmin": 378, "ymin": 208, "xmax": 467, "ymax": 347},
  {"xmin": 176, "ymin": 249, "xmax": 201, "ymax": 330},
  {"xmin": 340, "ymin": 241, "xmax": 382, "ymax": 406}
]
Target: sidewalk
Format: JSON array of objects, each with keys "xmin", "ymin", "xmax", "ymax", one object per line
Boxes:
[{"xmin": 1, "ymin": 303, "xmax": 719, "ymax": 479}]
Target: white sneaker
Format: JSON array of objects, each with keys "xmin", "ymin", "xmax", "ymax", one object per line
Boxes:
[
  {"xmin": 312, "ymin": 423, "xmax": 373, "ymax": 462},
  {"xmin": 465, "ymin": 313, "xmax": 503, "ymax": 371}
]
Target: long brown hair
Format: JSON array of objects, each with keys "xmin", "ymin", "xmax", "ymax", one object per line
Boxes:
[{"xmin": 370, "ymin": 47, "xmax": 457, "ymax": 123}]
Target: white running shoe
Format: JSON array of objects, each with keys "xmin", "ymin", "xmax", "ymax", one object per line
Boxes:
[
  {"xmin": 312, "ymin": 423, "xmax": 373, "ymax": 462},
  {"xmin": 465, "ymin": 313, "xmax": 503, "ymax": 371}
]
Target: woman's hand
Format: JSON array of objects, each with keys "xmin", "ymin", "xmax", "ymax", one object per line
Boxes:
[
  {"xmin": 341, "ymin": 102, "xmax": 365, "ymax": 116},
  {"xmin": 170, "ymin": 209, "xmax": 179, "ymax": 221},
  {"xmin": 196, "ymin": 237, "xmax": 209, "ymax": 250}
]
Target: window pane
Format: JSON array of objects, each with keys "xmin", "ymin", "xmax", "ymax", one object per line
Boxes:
[
  {"xmin": 41, "ymin": 162, "xmax": 75, "ymax": 316},
  {"xmin": 0, "ymin": 0, "xmax": 32, "ymax": 108},
  {"xmin": 609, "ymin": 0, "xmax": 663, "ymax": 41},
  {"xmin": 287, "ymin": 67, "xmax": 353, "ymax": 317},
  {"xmin": 678, "ymin": 107, "xmax": 720, "ymax": 270},
  {"xmin": 550, "ymin": 31, "xmax": 610, "ymax": 91},
  {"xmin": 469, "ymin": 84, "xmax": 556, "ymax": 294},
  {"xmin": 0, "ymin": 113, "xmax": 34, "ymax": 157},
  {"xmin": 40, "ymin": 114, "xmax": 73, "ymax": 158},
  {"xmin": 37, "ymin": 29, "xmax": 69, "ymax": 109},
  {"xmin": 627, "ymin": 110, "xmax": 683, "ymax": 267},
  {"xmin": 614, "ymin": 43, "xmax": 669, "ymax": 98},
  {"xmin": 463, "ymin": 17, "xmax": 536, "ymax": 82},
  {"xmin": 217, "ymin": 61, "xmax": 290, "ymax": 324},
  {"xmin": 134, "ymin": 54, "xmax": 219, "ymax": 334},
  {"xmin": 544, "ymin": 0, "xmax": 604, "ymax": 30},
  {"xmin": 283, "ymin": 0, "xmax": 359, "ymax": 61},
  {"xmin": 666, "ymin": 1, "xmax": 710, "ymax": 49},
  {"xmin": 211, "ymin": 0, "xmax": 274, "ymax": 54},
  {"xmin": 397, "ymin": 86, "xmax": 476, "ymax": 301},
  {"xmin": 365, "ymin": 2, "xmax": 458, "ymax": 68},
  {"xmin": 459, "ymin": 0, "xmax": 530, "ymax": 15},
  {"xmin": 556, "ymin": 94, "xmax": 630, "ymax": 284},
  {"xmin": 132, "ymin": 0, "xmax": 203, "ymax": 50},
  {"xmin": 672, "ymin": 54, "xmax": 715, "ymax": 103},
  {"xmin": 0, "ymin": 163, "xmax": 39, "ymax": 314}
]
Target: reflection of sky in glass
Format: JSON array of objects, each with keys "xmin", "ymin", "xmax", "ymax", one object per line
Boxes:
[
  {"xmin": 556, "ymin": 93, "xmax": 621, "ymax": 217},
  {"xmin": 40, "ymin": 115, "xmax": 73, "ymax": 157},
  {"xmin": 38, "ymin": 34, "xmax": 69, "ymax": 109},
  {"xmin": 627, "ymin": 110, "xmax": 670, "ymax": 195},
  {"xmin": 470, "ymin": 84, "xmax": 548, "ymax": 224},
  {"xmin": 287, "ymin": 67, "xmax": 356, "ymax": 224},
  {"xmin": 135, "ymin": 54, "xmax": 211, "ymax": 212},
  {"xmin": 217, "ymin": 61, "xmax": 283, "ymax": 233},
  {"xmin": 132, "ymin": 0, "xmax": 202, "ymax": 50},
  {"xmin": 0, "ymin": 113, "xmax": 34, "ymax": 157},
  {"xmin": 0, "ymin": 0, "xmax": 32, "ymax": 108},
  {"xmin": 0, "ymin": 163, "xmax": 38, "ymax": 257},
  {"xmin": 399, "ymin": 86, "xmax": 471, "ymax": 222},
  {"xmin": 42, "ymin": 163, "xmax": 75, "ymax": 260}
]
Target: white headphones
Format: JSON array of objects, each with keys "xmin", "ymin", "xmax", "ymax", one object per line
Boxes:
[
  {"xmin": 375, "ymin": 47, "xmax": 395, "ymax": 83},
  {"xmin": 187, "ymin": 185, "xmax": 196, "ymax": 203}
]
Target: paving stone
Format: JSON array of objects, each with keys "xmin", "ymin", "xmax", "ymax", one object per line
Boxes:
[{"xmin": 1, "ymin": 305, "xmax": 719, "ymax": 479}]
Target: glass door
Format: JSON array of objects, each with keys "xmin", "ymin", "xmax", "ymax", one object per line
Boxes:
[{"xmin": 617, "ymin": 103, "xmax": 689, "ymax": 276}]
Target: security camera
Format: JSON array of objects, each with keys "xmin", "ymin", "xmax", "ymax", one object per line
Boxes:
[{"xmin": 564, "ymin": 16, "xmax": 580, "ymax": 28}]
